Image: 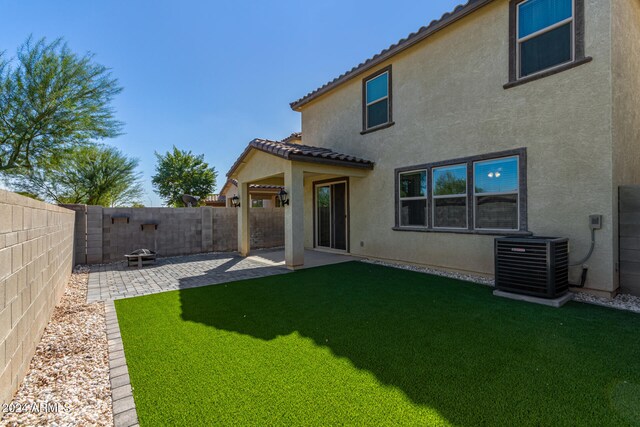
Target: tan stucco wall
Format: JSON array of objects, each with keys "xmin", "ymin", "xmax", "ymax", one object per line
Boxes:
[
  {"xmin": 233, "ymin": 150, "xmax": 289, "ymax": 184},
  {"xmin": 299, "ymin": 0, "xmax": 616, "ymax": 294},
  {"xmin": 221, "ymin": 186, "xmax": 279, "ymax": 208},
  {"xmin": 221, "ymin": 186, "xmax": 235, "ymax": 207}
]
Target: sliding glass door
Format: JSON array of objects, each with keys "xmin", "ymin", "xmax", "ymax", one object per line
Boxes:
[{"xmin": 315, "ymin": 181, "xmax": 347, "ymax": 251}]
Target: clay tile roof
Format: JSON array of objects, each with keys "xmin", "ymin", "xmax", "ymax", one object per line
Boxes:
[
  {"xmin": 205, "ymin": 194, "xmax": 226, "ymax": 202},
  {"xmin": 282, "ymin": 132, "xmax": 302, "ymax": 143},
  {"xmin": 227, "ymin": 179, "xmax": 282, "ymax": 190},
  {"xmin": 227, "ymin": 138, "xmax": 374, "ymax": 178},
  {"xmin": 290, "ymin": 0, "xmax": 493, "ymax": 110}
]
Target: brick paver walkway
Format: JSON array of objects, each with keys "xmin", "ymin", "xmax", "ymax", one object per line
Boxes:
[{"xmin": 87, "ymin": 250, "xmax": 290, "ymax": 302}]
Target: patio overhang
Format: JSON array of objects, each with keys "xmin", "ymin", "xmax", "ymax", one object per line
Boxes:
[{"xmin": 227, "ymin": 139, "xmax": 374, "ymax": 269}]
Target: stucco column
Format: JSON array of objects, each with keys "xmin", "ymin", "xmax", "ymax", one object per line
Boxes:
[
  {"xmin": 237, "ymin": 181, "xmax": 250, "ymax": 256},
  {"xmin": 284, "ymin": 163, "xmax": 304, "ymax": 268}
]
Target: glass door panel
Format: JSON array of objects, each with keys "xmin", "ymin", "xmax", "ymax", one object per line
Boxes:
[
  {"xmin": 332, "ymin": 183, "xmax": 347, "ymax": 250},
  {"xmin": 316, "ymin": 186, "xmax": 332, "ymax": 248},
  {"xmin": 315, "ymin": 182, "xmax": 348, "ymax": 251}
]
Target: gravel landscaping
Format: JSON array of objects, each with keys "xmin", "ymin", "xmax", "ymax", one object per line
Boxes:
[
  {"xmin": 573, "ymin": 291, "xmax": 640, "ymax": 313},
  {"xmin": 363, "ymin": 258, "xmax": 640, "ymax": 313},
  {"xmin": 362, "ymin": 258, "xmax": 496, "ymax": 286},
  {"xmin": 1, "ymin": 267, "xmax": 112, "ymax": 427}
]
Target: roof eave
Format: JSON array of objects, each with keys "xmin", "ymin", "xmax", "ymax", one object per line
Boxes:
[
  {"xmin": 287, "ymin": 154, "xmax": 374, "ymax": 170},
  {"xmin": 220, "ymin": 179, "xmax": 236, "ymax": 194},
  {"xmin": 227, "ymin": 145, "xmax": 374, "ymax": 179},
  {"xmin": 289, "ymin": 0, "xmax": 494, "ymax": 111}
]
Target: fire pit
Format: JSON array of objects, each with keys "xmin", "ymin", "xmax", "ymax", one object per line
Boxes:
[{"xmin": 125, "ymin": 249, "xmax": 157, "ymax": 268}]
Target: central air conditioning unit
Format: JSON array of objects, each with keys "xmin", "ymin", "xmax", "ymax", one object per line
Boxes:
[{"xmin": 494, "ymin": 236, "xmax": 569, "ymax": 299}]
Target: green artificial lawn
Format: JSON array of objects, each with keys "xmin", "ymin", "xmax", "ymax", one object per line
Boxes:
[{"xmin": 115, "ymin": 262, "xmax": 640, "ymax": 426}]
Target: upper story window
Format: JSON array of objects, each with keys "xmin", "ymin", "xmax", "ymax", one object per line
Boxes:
[
  {"xmin": 518, "ymin": 0, "xmax": 573, "ymax": 77},
  {"xmin": 506, "ymin": 0, "xmax": 590, "ymax": 88},
  {"xmin": 362, "ymin": 66, "xmax": 393, "ymax": 133}
]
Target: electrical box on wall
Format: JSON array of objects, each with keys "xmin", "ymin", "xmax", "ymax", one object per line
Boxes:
[{"xmin": 589, "ymin": 214, "xmax": 603, "ymax": 230}]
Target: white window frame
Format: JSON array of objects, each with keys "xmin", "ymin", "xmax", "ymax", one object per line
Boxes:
[
  {"xmin": 365, "ymin": 71, "xmax": 390, "ymax": 130},
  {"xmin": 516, "ymin": 0, "xmax": 575, "ymax": 79},
  {"xmin": 432, "ymin": 164, "xmax": 468, "ymax": 230},
  {"xmin": 398, "ymin": 169, "xmax": 428, "ymax": 228},
  {"xmin": 472, "ymin": 156, "xmax": 520, "ymax": 231}
]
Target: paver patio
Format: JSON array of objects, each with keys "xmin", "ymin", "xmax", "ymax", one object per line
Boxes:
[
  {"xmin": 88, "ymin": 250, "xmax": 273, "ymax": 302},
  {"xmin": 87, "ymin": 249, "xmax": 356, "ymax": 302}
]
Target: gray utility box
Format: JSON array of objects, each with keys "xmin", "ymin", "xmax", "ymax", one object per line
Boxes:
[{"xmin": 495, "ymin": 236, "xmax": 569, "ymax": 299}]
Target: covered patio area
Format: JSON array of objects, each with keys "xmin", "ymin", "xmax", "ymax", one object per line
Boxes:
[{"xmin": 228, "ymin": 138, "xmax": 374, "ymax": 269}]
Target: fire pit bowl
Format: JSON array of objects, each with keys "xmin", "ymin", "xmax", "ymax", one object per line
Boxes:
[{"xmin": 125, "ymin": 249, "xmax": 157, "ymax": 268}]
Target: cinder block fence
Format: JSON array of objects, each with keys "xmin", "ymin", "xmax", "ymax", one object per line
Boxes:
[
  {"xmin": 0, "ymin": 190, "xmax": 75, "ymax": 404},
  {"xmin": 1, "ymin": 194, "xmax": 283, "ymax": 405},
  {"xmin": 59, "ymin": 205, "xmax": 285, "ymax": 264}
]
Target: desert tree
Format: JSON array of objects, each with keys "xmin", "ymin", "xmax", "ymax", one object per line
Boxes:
[
  {"xmin": 152, "ymin": 146, "xmax": 217, "ymax": 207},
  {"xmin": 8, "ymin": 144, "xmax": 144, "ymax": 207},
  {"xmin": 0, "ymin": 36, "xmax": 122, "ymax": 172}
]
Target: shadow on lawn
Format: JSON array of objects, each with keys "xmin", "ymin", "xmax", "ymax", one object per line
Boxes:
[{"xmin": 177, "ymin": 261, "xmax": 640, "ymax": 425}]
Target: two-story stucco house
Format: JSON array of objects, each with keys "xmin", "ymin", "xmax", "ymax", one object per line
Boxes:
[{"xmin": 227, "ymin": 0, "xmax": 640, "ymax": 298}]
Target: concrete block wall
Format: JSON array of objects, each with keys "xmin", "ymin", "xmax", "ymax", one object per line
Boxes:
[
  {"xmin": 87, "ymin": 206, "xmax": 103, "ymax": 264},
  {"xmin": 213, "ymin": 207, "xmax": 238, "ymax": 252},
  {"xmin": 100, "ymin": 207, "xmax": 209, "ymax": 263},
  {"xmin": 64, "ymin": 206, "xmax": 284, "ymax": 264},
  {"xmin": 212, "ymin": 207, "xmax": 284, "ymax": 252},
  {"xmin": 250, "ymin": 208, "xmax": 285, "ymax": 249},
  {"xmin": 201, "ymin": 207, "xmax": 213, "ymax": 253},
  {"xmin": 59, "ymin": 204, "xmax": 87, "ymax": 265},
  {"xmin": 619, "ymin": 186, "xmax": 640, "ymax": 296},
  {"xmin": 0, "ymin": 190, "xmax": 74, "ymax": 405}
]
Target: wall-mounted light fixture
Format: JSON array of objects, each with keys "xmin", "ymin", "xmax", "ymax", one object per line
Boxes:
[
  {"xmin": 278, "ymin": 188, "xmax": 290, "ymax": 206},
  {"xmin": 231, "ymin": 195, "xmax": 241, "ymax": 207}
]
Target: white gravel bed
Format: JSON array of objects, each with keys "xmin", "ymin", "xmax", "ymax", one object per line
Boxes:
[
  {"xmin": 362, "ymin": 258, "xmax": 495, "ymax": 286},
  {"xmin": 1, "ymin": 266, "xmax": 113, "ymax": 427},
  {"xmin": 363, "ymin": 258, "xmax": 640, "ymax": 314},
  {"xmin": 573, "ymin": 291, "xmax": 640, "ymax": 314}
]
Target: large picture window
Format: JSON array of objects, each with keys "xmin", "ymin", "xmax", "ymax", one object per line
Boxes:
[
  {"xmin": 362, "ymin": 66, "xmax": 392, "ymax": 132},
  {"xmin": 399, "ymin": 170, "xmax": 427, "ymax": 227},
  {"xmin": 507, "ymin": 0, "xmax": 589, "ymax": 87},
  {"xmin": 395, "ymin": 149, "xmax": 526, "ymax": 233}
]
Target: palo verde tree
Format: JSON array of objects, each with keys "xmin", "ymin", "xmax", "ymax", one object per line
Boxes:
[
  {"xmin": 151, "ymin": 146, "xmax": 217, "ymax": 207},
  {"xmin": 7, "ymin": 144, "xmax": 144, "ymax": 207},
  {"xmin": 0, "ymin": 36, "xmax": 122, "ymax": 172}
]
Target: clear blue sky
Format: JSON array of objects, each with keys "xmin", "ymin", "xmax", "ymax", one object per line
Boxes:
[{"xmin": 1, "ymin": 0, "xmax": 462, "ymax": 206}]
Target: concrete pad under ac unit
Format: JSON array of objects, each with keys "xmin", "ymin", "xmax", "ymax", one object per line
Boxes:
[{"xmin": 493, "ymin": 290, "xmax": 574, "ymax": 308}]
